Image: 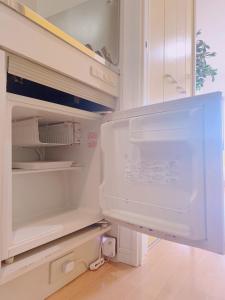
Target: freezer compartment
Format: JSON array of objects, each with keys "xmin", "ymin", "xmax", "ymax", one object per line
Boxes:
[
  {"xmin": 7, "ymin": 74, "xmax": 113, "ymax": 112},
  {"xmin": 5, "ymin": 95, "xmax": 103, "ymax": 259},
  {"xmin": 12, "ymin": 117, "xmax": 81, "ymax": 147}
]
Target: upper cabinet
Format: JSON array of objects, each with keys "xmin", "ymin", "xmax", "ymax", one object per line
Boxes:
[
  {"xmin": 19, "ymin": 0, "xmax": 120, "ymax": 67},
  {"xmin": 0, "ymin": 1, "xmax": 120, "ymax": 110},
  {"xmin": 149, "ymin": 0, "xmax": 194, "ymax": 104}
]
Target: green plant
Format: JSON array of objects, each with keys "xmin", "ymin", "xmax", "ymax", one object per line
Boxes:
[{"xmin": 196, "ymin": 30, "xmax": 218, "ymax": 91}]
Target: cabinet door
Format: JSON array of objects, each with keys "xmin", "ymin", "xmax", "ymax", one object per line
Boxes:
[
  {"xmin": 149, "ymin": 0, "xmax": 165, "ymax": 103},
  {"xmin": 148, "ymin": 0, "xmax": 193, "ymax": 104},
  {"xmin": 101, "ymin": 93, "xmax": 224, "ymax": 254},
  {"xmin": 185, "ymin": 0, "xmax": 194, "ymax": 97},
  {"xmin": 176, "ymin": 0, "xmax": 188, "ymax": 98},
  {"xmin": 176, "ymin": 0, "xmax": 194, "ymax": 98},
  {"xmin": 164, "ymin": 0, "xmax": 178, "ymax": 101},
  {"xmin": 164, "ymin": 0, "xmax": 194, "ymax": 102}
]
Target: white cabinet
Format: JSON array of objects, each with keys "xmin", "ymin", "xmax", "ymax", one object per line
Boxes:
[
  {"xmin": 0, "ymin": 3, "xmax": 119, "ymax": 109},
  {"xmin": 164, "ymin": 0, "xmax": 194, "ymax": 101},
  {"xmin": 164, "ymin": 0, "xmax": 178, "ymax": 101},
  {"xmin": 149, "ymin": 0, "xmax": 194, "ymax": 103},
  {"xmin": 176, "ymin": 0, "xmax": 191, "ymax": 97},
  {"xmin": 148, "ymin": 0, "xmax": 165, "ymax": 103}
]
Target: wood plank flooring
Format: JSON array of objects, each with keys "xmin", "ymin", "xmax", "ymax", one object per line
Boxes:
[{"xmin": 47, "ymin": 240, "xmax": 225, "ymax": 300}]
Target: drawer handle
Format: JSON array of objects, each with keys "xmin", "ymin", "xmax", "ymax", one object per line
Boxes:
[
  {"xmin": 164, "ymin": 74, "xmax": 177, "ymax": 84},
  {"xmin": 176, "ymin": 86, "xmax": 186, "ymax": 95},
  {"xmin": 62, "ymin": 261, "xmax": 75, "ymax": 274}
]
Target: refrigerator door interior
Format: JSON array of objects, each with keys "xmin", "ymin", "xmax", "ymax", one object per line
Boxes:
[{"xmin": 100, "ymin": 93, "xmax": 225, "ymax": 254}]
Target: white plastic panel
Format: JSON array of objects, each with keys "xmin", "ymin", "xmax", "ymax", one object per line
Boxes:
[{"xmin": 101, "ymin": 93, "xmax": 224, "ymax": 254}]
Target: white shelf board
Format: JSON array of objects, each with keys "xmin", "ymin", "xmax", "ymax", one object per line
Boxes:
[
  {"xmin": 13, "ymin": 142, "xmax": 70, "ymax": 147},
  {"xmin": 8, "ymin": 209, "xmax": 103, "ymax": 258},
  {"xmin": 12, "ymin": 166, "xmax": 82, "ymax": 175}
]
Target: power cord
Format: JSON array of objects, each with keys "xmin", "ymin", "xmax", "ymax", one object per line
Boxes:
[{"xmin": 89, "ymin": 238, "xmax": 105, "ymax": 271}]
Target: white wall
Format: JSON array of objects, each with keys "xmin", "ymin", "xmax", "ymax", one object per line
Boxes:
[
  {"xmin": 196, "ymin": 0, "xmax": 225, "ymax": 95},
  {"xmin": 37, "ymin": 0, "xmax": 89, "ymax": 18},
  {"xmin": 19, "ymin": 0, "xmax": 88, "ymax": 17}
]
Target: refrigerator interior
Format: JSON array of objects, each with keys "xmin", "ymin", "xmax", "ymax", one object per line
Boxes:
[{"xmin": 8, "ymin": 101, "xmax": 103, "ymax": 258}]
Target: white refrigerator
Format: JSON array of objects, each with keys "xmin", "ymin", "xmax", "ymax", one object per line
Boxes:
[{"xmin": 3, "ymin": 91, "xmax": 224, "ymax": 262}]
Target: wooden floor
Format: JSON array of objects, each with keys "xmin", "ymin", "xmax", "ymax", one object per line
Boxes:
[{"xmin": 48, "ymin": 240, "xmax": 225, "ymax": 300}]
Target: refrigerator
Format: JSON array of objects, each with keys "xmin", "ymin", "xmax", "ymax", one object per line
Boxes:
[{"xmin": 2, "ymin": 90, "xmax": 224, "ymax": 262}]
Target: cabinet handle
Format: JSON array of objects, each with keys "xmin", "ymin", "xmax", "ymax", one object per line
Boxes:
[
  {"xmin": 164, "ymin": 74, "xmax": 177, "ymax": 84},
  {"xmin": 176, "ymin": 86, "xmax": 186, "ymax": 95}
]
